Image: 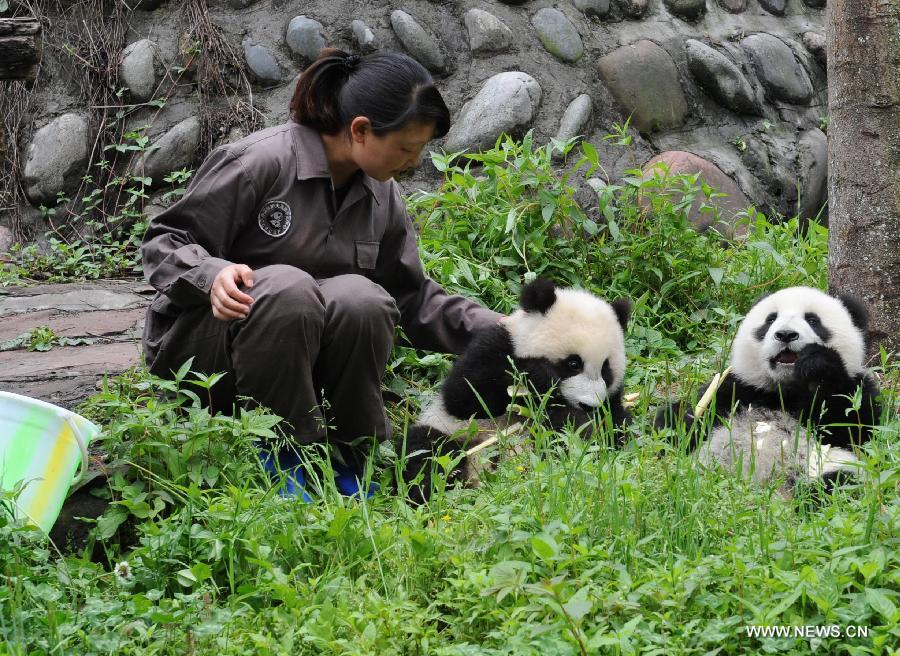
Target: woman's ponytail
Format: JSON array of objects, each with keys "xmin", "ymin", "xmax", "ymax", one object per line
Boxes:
[
  {"xmin": 290, "ymin": 49, "xmax": 450, "ymax": 138},
  {"xmin": 289, "ymin": 48, "xmax": 357, "ymax": 134}
]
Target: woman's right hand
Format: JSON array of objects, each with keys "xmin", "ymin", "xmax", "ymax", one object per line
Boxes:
[{"xmin": 210, "ymin": 264, "xmax": 255, "ymax": 321}]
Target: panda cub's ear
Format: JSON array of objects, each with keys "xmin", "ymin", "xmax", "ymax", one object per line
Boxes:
[
  {"xmin": 610, "ymin": 298, "xmax": 631, "ymax": 329},
  {"xmin": 520, "ymin": 278, "xmax": 557, "ymax": 314},
  {"xmin": 834, "ymin": 292, "xmax": 869, "ymax": 331}
]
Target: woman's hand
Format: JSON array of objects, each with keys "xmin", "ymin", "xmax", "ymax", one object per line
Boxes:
[{"xmin": 210, "ymin": 264, "xmax": 255, "ymax": 321}]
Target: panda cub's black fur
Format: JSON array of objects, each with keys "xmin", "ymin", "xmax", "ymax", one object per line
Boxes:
[
  {"xmin": 656, "ymin": 286, "xmax": 881, "ymax": 497},
  {"xmin": 402, "ymin": 278, "xmax": 630, "ymax": 503}
]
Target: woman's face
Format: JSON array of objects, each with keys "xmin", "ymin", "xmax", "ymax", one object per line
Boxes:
[{"xmin": 349, "ymin": 118, "xmax": 436, "ymax": 182}]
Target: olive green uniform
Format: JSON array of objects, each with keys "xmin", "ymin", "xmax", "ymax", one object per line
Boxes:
[{"xmin": 141, "ymin": 122, "xmax": 499, "ymax": 443}]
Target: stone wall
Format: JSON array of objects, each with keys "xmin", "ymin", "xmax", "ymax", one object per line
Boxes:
[{"xmin": 1, "ymin": 0, "xmax": 829, "ymax": 251}]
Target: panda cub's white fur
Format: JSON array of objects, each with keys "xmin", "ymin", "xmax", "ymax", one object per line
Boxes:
[
  {"xmin": 698, "ymin": 408, "xmax": 860, "ymax": 497},
  {"xmin": 416, "ymin": 396, "xmax": 513, "ymax": 437}
]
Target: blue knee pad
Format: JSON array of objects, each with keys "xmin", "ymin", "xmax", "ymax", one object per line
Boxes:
[
  {"xmin": 258, "ymin": 446, "xmax": 378, "ymax": 500},
  {"xmin": 332, "ymin": 457, "xmax": 380, "ymax": 498},
  {"xmin": 258, "ymin": 446, "xmax": 313, "ymax": 502}
]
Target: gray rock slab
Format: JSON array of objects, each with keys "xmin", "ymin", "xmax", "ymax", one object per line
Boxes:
[
  {"xmin": 243, "ymin": 40, "xmax": 283, "ymax": 84},
  {"xmin": 390, "ymin": 10, "xmax": 447, "ymax": 74},
  {"xmin": 444, "ymin": 71, "xmax": 542, "ymax": 153},
  {"xmin": 643, "ymin": 150, "xmax": 750, "ymax": 235},
  {"xmin": 286, "ymin": 15, "xmax": 326, "ymax": 62},
  {"xmin": 0, "ymin": 225, "xmax": 14, "ymax": 255},
  {"xmin": 0, "ymin": 286, "xmax": 151, "ymax": 317},
  {"xmin": 22, "ymin": 113, "xmax": 91, "ymax": 207},
  {"xmin": 0, "ymin": 279, "xmax": 153, "ymax": 297},
  {"xmin": 132, "ymin": 116, "xmax": 201, "ymax": 185},
  {"xmin": 663, "ymin": 0, "xmax": 707, "ymax": 21},
  {"xmin": 572, "ymin": 0, "xmax": 611, "ymax": 17},
  {"xmin": 555, "ymin": 93, "xmax": 593, "ymax": 143},
  {"xmin": 741, "ymin": 33, "xmax": 813, "ymax": 105},
  {"xmin": 617, "ymin": 0, "xmax": 649, "ymax": 18},
  {"xmin": 797, "ymin": 128, "xmax": 828, "ymax": 221},
  {"xmin": 464, "ymin": 8, "xmax": 513, "ymax": 54},
  {"xmin": 0, "ymin": 342, "xmax": 143, "ymax": 408},
  {"xmin": 737, "ymin": 130, "xmax": 797, "ymax": 216},
  {"xmin": 685, "ymin": 39, "xmax": 760, "ymax": 115},
  {"xmin": 119, "ymin": 39, "xmax": 160, "ymax": 102},
  {"xmin": 586, "ymin": 177, "xmax": 607, "ymax": 193},
  {"xmin": 0, "ymin": 307, "xmax": 145, "ymax": 342},
  {"xmin": 531, "ymin": 8, "xmax": 583, "ymax": 63},
  {"xmin": 597, "ymin": 40, "xmax": 688, "ymax": 134},
  {"xmin": 717, "ymin": 0, "xmax": 746, "ymax": 11},
  {"xmin": 758, "ymin": 0, "xmax": 786, "ymax": 16},
  {"xmin": 351, "ymin": 19, "xmax": 378, "ymax": 52},
  {"xmin": 801, "ymin": 31, "xmax": 826, "ymax": 66}
]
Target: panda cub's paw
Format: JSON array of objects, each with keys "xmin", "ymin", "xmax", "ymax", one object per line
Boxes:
[{"xmin": 795, "ymin": 343, "xmax": 847, "ymax": 383}]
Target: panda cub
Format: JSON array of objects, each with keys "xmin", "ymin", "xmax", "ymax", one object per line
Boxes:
[
  {"xmin": 402, "ymin": 278, "xmax": 630, "ymax": 503},
  {"xmin": 657, "ymin": 286, "xmax": 881, "ymax": 497}
]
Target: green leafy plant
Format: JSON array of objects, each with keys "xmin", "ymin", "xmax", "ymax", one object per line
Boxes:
[
  {"xmin": 0, "ymin": 325, "xmax": 94, "ymax": 352},
  {"xmin": 160, "ymin": 167, "xmax": 194, "ymax": 203},
  {"xmin": 81, "ymin": 361, "xmax": 282, "ymax": 540},
  {"xmin": 0, "ymin": 157, "xmax": 192, "ymax": 286}
]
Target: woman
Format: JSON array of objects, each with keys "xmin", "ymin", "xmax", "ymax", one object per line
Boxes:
[{"xmin": 140, "ymin": 49, "xmax": 500, "ymax": 495}]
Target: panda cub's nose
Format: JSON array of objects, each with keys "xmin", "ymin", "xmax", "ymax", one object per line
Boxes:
[{"xmin": 775, "ymin": 329, "xmax": 799, "ymax": 343}]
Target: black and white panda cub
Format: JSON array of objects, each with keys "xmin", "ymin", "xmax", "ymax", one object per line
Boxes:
[
  {"xmin": 657, "ymin": 286, "xmax": 881, "ymax": 497},
  {"xmin": 402, "ymin": 278, "xmax": 630, "ymax": 503}
]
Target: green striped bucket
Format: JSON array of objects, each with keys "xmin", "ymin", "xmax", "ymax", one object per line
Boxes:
[{"xmin": 0, "ymin": 391, "xmax": 100, "ymax": 533}]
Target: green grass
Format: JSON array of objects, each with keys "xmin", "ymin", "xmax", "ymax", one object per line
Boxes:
[{"xmin": 1, "ymin": 135, "xmax": 898, "ymax": 655}]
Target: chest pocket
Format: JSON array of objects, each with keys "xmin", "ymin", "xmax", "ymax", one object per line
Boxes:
[{"xmin": 355, "ymin": 241, "xmax": 380, "ymax": 270}]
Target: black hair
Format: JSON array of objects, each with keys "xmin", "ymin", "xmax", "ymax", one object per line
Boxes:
[{"xmin": 290, "ymin": 48, "xmax": 450, "ymax": 137}]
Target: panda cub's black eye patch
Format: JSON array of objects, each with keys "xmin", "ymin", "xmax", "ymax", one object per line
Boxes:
[
  {"xmin": 804, "ymin": 312, "xmax": 832, "ymax": 341},
  {"xmin": 601, "ymin": 359, "xmax": 613, "ymax": 386},
  {"xmin": 754, "ymin": 312, "xmax": 778, "ymax": 340},
  {"xmin": 563, "ymin": 355, "xmax": 583, "ymax": 373}
]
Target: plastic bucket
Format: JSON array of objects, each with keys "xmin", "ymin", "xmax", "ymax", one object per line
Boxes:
[{"xmin": 0, "ymin": 391, "xmax": 100, "ymax": 533}]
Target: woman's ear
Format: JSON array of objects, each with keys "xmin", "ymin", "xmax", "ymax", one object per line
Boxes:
[{"xmin": 349, "ymin": 116, "xmax": 373, "ymax": 143}]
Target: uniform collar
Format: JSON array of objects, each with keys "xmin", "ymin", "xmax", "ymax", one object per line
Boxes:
[{"xmin": 290, "ymin": 122, "xmax": 377, "ymax": 201}]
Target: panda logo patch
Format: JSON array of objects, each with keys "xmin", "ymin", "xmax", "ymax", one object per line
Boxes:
[{"xmin": 258, "ymin": 200, "xmax": 292, "ymax": 238}]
